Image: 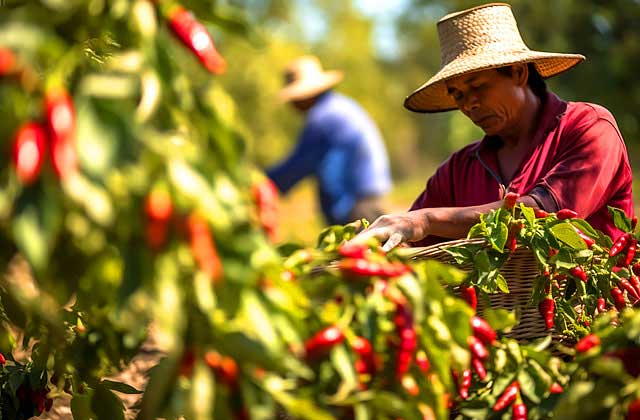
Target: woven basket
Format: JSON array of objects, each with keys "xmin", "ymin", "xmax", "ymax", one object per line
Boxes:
[{"xmin": 407, "ymin": 238, "xmax": 564, "ymax": 343}]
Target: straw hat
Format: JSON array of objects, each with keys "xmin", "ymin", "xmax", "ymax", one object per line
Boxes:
[
  {"xmin": 404, "ymin": 3, "xmax": 585, "ymax": 113},
  {"xmin": 278, "ymin": 56, "xmax": 343, "ymax": 102}
]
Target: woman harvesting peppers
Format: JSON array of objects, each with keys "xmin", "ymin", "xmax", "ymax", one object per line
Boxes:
[{"xmin": 352, "ymin": 4, "xmax": 634, "ymax": 251}]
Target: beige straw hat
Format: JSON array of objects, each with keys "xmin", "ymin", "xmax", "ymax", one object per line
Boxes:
[
  {"xmin": 404, "ymin": 3, "xmax": 585, "ymax": 113},
  {"xmin": 278, "ymin": 55, "xmax": 343, "ymax": 102}
]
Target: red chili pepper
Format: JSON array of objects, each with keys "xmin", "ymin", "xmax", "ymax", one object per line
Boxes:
[
  {"xmin": 503, "ymin": 192, "xmax": 519, "ymax": 210},
  {"xmin": 612, "ymin": 287, "xmax": 627, "ymax": 310},
  {"xmin": 557, "ymin": 209, "xmax": 578, "ymax": 220},
  {"xmin": 12, "ymin": 122, "xmax": 47, "ymax": 185},
  {"xmin": 352, "ymin": 336, "xmax": 377, "ymax": 374},
  {"xmin": 145, "ymin": 219, "xmax": 169, "ymax": 251},
  {"xmin": 471, "ymin": 357, "xmax": 486, "ymax": 381},
  {"xmin": 471, "ymin": 316, "xmax": 497, "ymax": 345},
  {"xmin": 0, "ymin": 352, "xmax": 5, "ymax": 365},
  {"xmin": 549, "ymin": 382, "xmax": 564, "ymax": 394},
  {"xmin": 625, "ymin": 238, "xmax": 637, "ymax": 266},
  {"xmin": 305, "ymin": 325, "xmax": 344, "ymax": 359},
  {"xmin": 338, "ymin": 243, "xmax": 369, "ymax": 259},
  {"xmin": 570, "ymin": 266, "xmax": 588, "ymax": 282},
  {"xmin": 630, "ymin": 275, "xmax": 640, "ymax": 298},
  {"xmin": 461, "ymin": 285, "xmax": 477, "ymax": 312},
  {"xmin": 179, "ymin": 348, "xmax": 196, "ymax": 377},
  {"xmin": 145, "ymin": 189, "xmax": 173, "ymax": 222},
  {"xmin": 597, "ymin": 297, "xmax": 606, "ymax": 313},
  {"xmin": 575, "ymin": 228, "xmax": 595, "ymax": 248},
  {"xmin": 627, "ymin": 399, "xmax": 640, "ymax": 420},
  {"xmin": 468, "ymin": 335, "xmax": 489, "ymax": 360},
  {"xmin": 620, "ymin": 278, "xmax": 640, "ymax": 303},
  {"xmin": 0, "ymin": 47, "xmax": 16, "ymax": 76},
  {"xmin": 508, "ymin": 236, "xmax": 517, "ymax": 253},
  {"xmin": 538, "ymin": 297, "xmax": 555, "ymax": 330},
  {"xmin": 511, "ymin": 403, "xmax": 527, "ymax": 420},
  {"xmin": 633, "ymin": 262, "xmax": 640, "ymax": 276},
  {"xmin": 534, "ymin": 208, "xmax": 549, "ymax": 218},
  {"xmin": 204, "ymin": 351, "xmax": 239, "ymax": 388},
  {"xmin": 168, "ymin": 6, "xmax": 227, "ymax": 74},
  {"xmin": 549, "ymin": 248, "xmax": 559, "ymax": 258},
  {"xmin": 187, "ymin": 213, "xmax": 223, "ymax": 283},
  {"xmin": 493, "ymin": 381, "xmax": 519, "ymax": 412},
  {"xmin": 339, "ymin": 258, "xmax": 410, "ymax": 278},
  {"xmin": 611, "ymin": 233, "xmax": 631, "ymax": 258},
  {"xmin": 396, "ymin": 327, "xmax": 417, "ymax": 378},
  {"xmin": 45, "ymin": 87, "xmax": 78, "ymax": 180},
  {"xmin": 251, "ymin": 178, "xmax": 278, "ymax": 241},
  {"xmin": 416, "ymin": 351, "xmax": 430, "ymax": 373},
  {"xmin": 575, "ymin": 334, "xmax": 600, "ymax": 353},
  {"xmin": 457, "ymin": 369, "xmax": 472, "ymax": 400}
]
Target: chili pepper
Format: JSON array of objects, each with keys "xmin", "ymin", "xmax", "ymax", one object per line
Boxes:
[
  {"xmin": 304, "ymin": 325, "xmax": 344, "ymax": 359},
  {"xmin": 468, "ymin": 335, "xmax": 489, "ymax": 360},
  {"xmin": 575, "ymin": 228, "xmax": 595, "ymax": 248},
  {"xmin": 416, "ymin": 351, "xmax": 430, "ymax": 373},
  {"xmin": 630, "ymin": 275, "xmax": 640, "ymax": 298},
  {"xmin": 401, "ymin": 374, "xmax": 420, "ymax": 396},
  {"xmin": 557, "ymin": 209, "xmax": 578, "ymax": 220},
  {"xmin": 575, "ymin": 334, "xmax": 600, "ymax": 353},
  {"xmin": 396, "ymin": 327, "xmax": 417, "ymax": 378},
  {"xmin": 634, "ymin": 217, "xmax": 639, "ymax": 229},
  {"xmin": 251, "ymin": 178, "xmax": 278, "ymax": 241},
  {"xmin": 338, "ymin": 243, "xmax": 369, "ymax": 259},
  {"xmin": 204, "ymin": 351, "xmax": 239, "ymax": 388},
  {"xmin": 534, "ymin": 208, "xmax": 549, "ymax": 218},
  {"xmin": 493, "ymin": 381, "xmax": 519, "ymax": 412},
  {"xmin": 620, "ymin": 278, "xmax": 640, "ymax": 302},
  {"xmin": 187, "ymin": 213, "xmax": 223, "ymax": 283},
  {"xmin": 597, "ymin": 297, "xmax": 607, "ymax": 313},
  {"xmin": 339, "ymin": 258, "xmax": 410, "ymax": 278},
  {"xmin": 0, "ymin": 352, "xmax": 5, "ymax": 365},
  {"xmin": 570, "ymin": 266, "xmax": 588, "ymax": 282},
  {"xmin": 352, "ymin": 336, "xmax": 377, "ymax": 374},
  {"xmin": 539, "ymin": 297, "xmax": 555, "ymax": 330},
  {"xmin": 145, "ymin": 219, "xmax": 169, "ymax": 251},
  {"xmin": 549, "ymin": 248, "xmax": 559, "ymax": 257},
  {"xmin": 633, "ymin": 262, "xmax": 640, "ymax": 276},
  {"xmin": 12, "ymin": 122, "xmax": 47, "ymax": 185},
  {"xmin": 549, "ymin": 382, "xmax": 564, "ymax": 394},
  {"xmin": 508, "ymin": 236, "xmax": 517, "ymax": 253},
  {"xmin": 607, "ymin": 347, "xmax": 640, "ymax": 377},
  {"xmin": 168, "ymin": 6, "xmax": 227, "ymax": 74},
  {"xmin": 460, "ymin": 285, "xmax": 477, "ymax": 312},
  {"xmin": 0, "ymin": 47, "xmax": 16, "ymax": 76},
  {"xmin": 457, "ymin": 369, "xmax": 472, "ymax": 400},
  {"xmin": 471, "ymin": 357, "xmax": 487, "ymax": 381},
  {"xmin": 471, "ymin": 316, "xmax": 497, "ymax": 345},
  {"xmin": 512, "ymin": 403, "xmax": 527, "ymax": 420},
  {"xmin": 627, "ymin": 399, "xmax": 640, "ymax": 420},
  {"xmin": 503, "ymin": 192, "xmax": 519, "ymax": 210},
  {"xmin": 612, "ymin": 287, "xmax": 627, "ymax": 310},
  {"xmin": 145, "ymin": 189, "xmax": 173, "ymax": 222},
  {"xmin": 625, "ymin": 238, "xmax": 637, "ymax": 266},
  {"xmin": 45, "ymin": 87, "xmax": 78, "ymax": 180},
  {"xmin": 611, "ymin": 233, "xmax": 631, "ymax": 258}
]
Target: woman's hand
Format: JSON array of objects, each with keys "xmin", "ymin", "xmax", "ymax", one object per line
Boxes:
[{"xmin": 351, "ymin": 209, "xmax": 430, "ymax": 252}]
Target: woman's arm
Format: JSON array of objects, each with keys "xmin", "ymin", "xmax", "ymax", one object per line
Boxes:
[{"xmin": 354, "ymin": 195, "xmax": 539, "ymax": 251}]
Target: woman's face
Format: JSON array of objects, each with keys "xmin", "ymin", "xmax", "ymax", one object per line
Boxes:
[{"xmin": 445, "ymin": 66, "xmax": 528, "ymax": 136}]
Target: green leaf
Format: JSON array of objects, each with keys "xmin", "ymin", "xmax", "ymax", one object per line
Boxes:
[
  {"xmin": 482, "ymin": 308, "xmax": 517, "ymax": 332},
  {"xmin": 608, "ymin": 206, "xmax": 633, "ymax": 232},
  {"xmin": 71, "ymin": 394, "xmax": 96, "ymax": 420},
  {"xmin": 488, "ymin": 222, "xmax": 508, "ymax": 252},
  {"xmin": 91, "ymin": 383, "xmax": 125, "ymax": 420},
  {"xmin": 101, "ymin": 379, "xmax": 142, "ymax": 394},
  {"xmin": 571, "ymin": 219, "xmax": 599, "ymax": 238},
  {"xmin": 549, "ymin": 223, "xmax": 587, "ymax": 250},
  {"xmin": 520, "ymin": 204, "xmax": 535, "ymax": 226},
  {"xmin": 495, "ymin": 273, "xmax": 510, "ymax": 293}
]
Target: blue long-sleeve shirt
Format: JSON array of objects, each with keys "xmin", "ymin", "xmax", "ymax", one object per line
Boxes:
[{"xmin": 267, "ymin": 91, "xmax": 391, "ymax": 225}]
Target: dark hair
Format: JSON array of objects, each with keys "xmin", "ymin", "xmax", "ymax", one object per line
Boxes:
[{"xmin": 496, "ymin": 63, "xmax": 547, "ymax": 100}]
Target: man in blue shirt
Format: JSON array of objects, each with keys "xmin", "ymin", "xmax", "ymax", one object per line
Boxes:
[{"xmin": 267, "ymin": 56, "xmax": 392, "ymax": 226}]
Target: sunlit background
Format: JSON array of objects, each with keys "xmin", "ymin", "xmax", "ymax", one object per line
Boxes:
[{"xmin": 217, "ymin": 0, "xmax": 640, "ymax": 244}]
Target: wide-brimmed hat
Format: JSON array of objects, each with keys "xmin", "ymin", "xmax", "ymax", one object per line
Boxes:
[
  {"xmin": 404, "ymin": 3, "xmax": 585, "ymax": 113},
  {"xmin": 278, "ymin": 56, "xmax": 343, "ymax": 102}
]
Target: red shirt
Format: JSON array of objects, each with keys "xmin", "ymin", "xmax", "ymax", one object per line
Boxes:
[{"xmin": 410, "ymin": 92, "xmax": 634, "ymax": 245}]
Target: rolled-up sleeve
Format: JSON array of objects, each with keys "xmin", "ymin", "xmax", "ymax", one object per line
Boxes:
[{"xmin": 534, "ymin": 117, "xmax": 630, "ymax": 218}]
